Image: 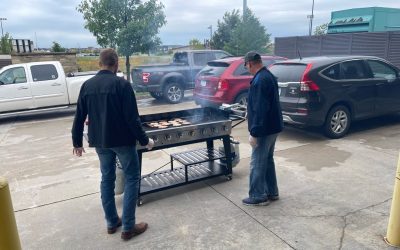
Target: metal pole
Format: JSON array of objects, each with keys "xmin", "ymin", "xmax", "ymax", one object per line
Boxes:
[
  {"xmin": 308, "ymin": 0, "xmax": 315, "ymax": 36},
  {"xmin": 385, "ymin": 153, "xmax": 400, "ymax": 247},
  {"xmin": 0, "ymin": 18, "xmax": 6, "ymax": 37},
  {"xmin": 0, "ymin": 177, "xmax": 22, "ymax": 250}
]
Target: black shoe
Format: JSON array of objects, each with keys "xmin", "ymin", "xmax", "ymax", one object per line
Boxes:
[
  {"xmin": 242, "ymin": 197, "xmax": 270, "ymax": 206},
  {"xmin": 268, "ymin": 195, "xmax": 280, "ymax": 201}
]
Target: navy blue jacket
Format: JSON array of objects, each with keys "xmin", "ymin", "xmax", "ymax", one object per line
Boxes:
[
  {"xmin": 247, "ymin": 67, "xmax": 283, "ymax": 137},
  {"xmin": 71, "ymin": 70, "xmax": 149, "ymax": 148}
]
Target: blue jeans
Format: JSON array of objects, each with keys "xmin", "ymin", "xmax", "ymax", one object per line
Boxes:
[
  {"xmin": 249, "ymin": 133, "xmax": 279, "ymax": 199},
  {"xmin": 95, "ymin": 146, "xmax": 140, "ymax": 232}
]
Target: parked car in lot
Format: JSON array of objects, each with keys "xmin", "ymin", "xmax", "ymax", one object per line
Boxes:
[
  {"xmin": 269, "ymin": 55, "xmax": 400, "ymax": 138},
  {"xmin": 0, "ymin": 61, "xmax": 123, "ymax": 116},
  {"xmin": 132, "ymin": 50, "xmax": 231, "ymax": 104},
  {"xmin": 194, "ymin": 55, "xmax": 286, "ymax": 107}
]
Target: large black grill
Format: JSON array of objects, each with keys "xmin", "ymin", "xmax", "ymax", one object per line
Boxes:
[{"xmin": 137, "ymin": 107, "xmax": 235, "ymax": 204}]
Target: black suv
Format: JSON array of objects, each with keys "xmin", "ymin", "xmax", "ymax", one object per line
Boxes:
[{"xmin": 269, "ymin": 56, "xmax": 400, "ymax": 138}]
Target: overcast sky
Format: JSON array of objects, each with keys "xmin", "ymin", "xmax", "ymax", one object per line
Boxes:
[{"xmin": 1, "ymin": 0, "xmax": 399, "ymax": 48}]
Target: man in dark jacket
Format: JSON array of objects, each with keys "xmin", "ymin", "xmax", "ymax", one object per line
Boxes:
[
  {"xmin": 242, "ymin": 51, "xmax": 283, "ymax": 206},
  {"xmin": 71, "ymin": 48, "xmax": 154, "ymax": 240}
]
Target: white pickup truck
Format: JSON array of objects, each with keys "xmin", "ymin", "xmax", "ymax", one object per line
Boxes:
[{"xmin": 0, "ymin": 61, "xmax": 122, "ymax": 116}]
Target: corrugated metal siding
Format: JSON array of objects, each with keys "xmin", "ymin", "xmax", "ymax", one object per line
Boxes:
[
  {"xmin": 274, "ymin": 31, "xmax": 400, "ymax": 68},
  {"xmin": 388, "ymin": 32, "xmax": 400, "ymax": 68},
  {"xmin": 351, "ymin": 32, "xmax": 387, "ymax": 58},
  {"xmin": 297, "ymin": 36, "xmax": 321, "ymax": 57},
  {"xmin": 321, "ymin": 34, "xmax": 352, "ymax": 55},
  {"xmin": 275, "ymin": 37, "xmax": 297, "ymax": 59}
]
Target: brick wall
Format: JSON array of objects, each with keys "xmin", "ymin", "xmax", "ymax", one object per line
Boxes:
[{"xmin": 11, "ymin": 52, "xmax": 78, "ymax": 74}]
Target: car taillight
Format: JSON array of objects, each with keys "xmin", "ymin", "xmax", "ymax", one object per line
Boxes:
[
  {"xmin": 300, "ymin": 64, "xmax": 319, "ymax": 91},
  {"xmin": 142, "ymin": 72, "xmax": 150, "ymax": 83},
  {"xmin": 217, "ymin": 79, "xmax": 229, "ymax": 90}
]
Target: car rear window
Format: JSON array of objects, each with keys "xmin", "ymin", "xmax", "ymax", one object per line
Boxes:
[
  {"xmin": 269, "ymin": 64, "xmax": 307, "ymax": 82},
  {"xmin": 197, "ymin": 62, "xmax": 229, "ymax": 77}
]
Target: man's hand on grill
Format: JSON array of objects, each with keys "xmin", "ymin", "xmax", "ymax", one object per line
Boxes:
[
  {"xmin": 249, "ymin": 135, "xmax": 257, "ymax": 148},
  {"xmin": 73, "ymin": 147, "xmax": 86, "ymax": 157},
  {"xmin": 146, "ymin": 138, "xmax": 155, "ymax": 150}
]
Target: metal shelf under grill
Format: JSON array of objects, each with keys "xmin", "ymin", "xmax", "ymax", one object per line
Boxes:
[
  {"xmin": 170, "ymin": 148, "xmax": 226, "ymax": 166},
  {"xmin": 140, "ymin": 162, "xmax": 225, "ymax": 195}
]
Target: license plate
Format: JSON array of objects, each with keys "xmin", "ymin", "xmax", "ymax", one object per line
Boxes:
[{"xmin": 201, "ymin": 80, "xmax": 206, "ymax": 87}]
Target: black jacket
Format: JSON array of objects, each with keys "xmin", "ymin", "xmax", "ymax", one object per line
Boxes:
[
  {"xmin": 71, "ymin": 70, "xmax": 149, "ymax": 148},
  {"xmin": 247, "ymin": 67, "xmax": 283, "ymax": 137}
]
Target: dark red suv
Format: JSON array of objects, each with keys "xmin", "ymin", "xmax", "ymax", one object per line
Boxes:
[{"xmin": 194, "ymin": 56, "xmax": 286, "ymax": 106}]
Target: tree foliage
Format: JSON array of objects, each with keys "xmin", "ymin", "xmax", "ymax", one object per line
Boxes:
[
  {"xmin": 51, "ymin": 41, "xmax": 66, "ymax": 52},
  {"xmin": 314, "ymin": 23, "xmax": 328, "ymax": 35},
  {"xmin": 0, "ymin": 33, "xmax": 13, "ymax": 54},
  {"xmin": 212, "ymin": 8, "xmax": 270, "ymax": 56},
  {"xmin": 224, "ymin": 8, "xmax": 271, "ymax": 56},
  {"xmin": 211, "ymin": 10, "xmax": 241, "ymax": 50},
  {"xmin": 77, "ymin": 0, "xmax": 166, "ymax": 81},
  {"xmin": 189, "ymin": 38, "xmax": 204, "ymax": 50}
]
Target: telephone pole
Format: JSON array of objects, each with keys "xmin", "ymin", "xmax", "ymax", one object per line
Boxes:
[{"xmin": 0, "ymin": 18, "xmax": 7, "ymax": 37}]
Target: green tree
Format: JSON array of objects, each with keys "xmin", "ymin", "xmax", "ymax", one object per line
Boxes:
[
  {"xmin": 77, "ymin": 0, "xmax": 166, "ymax": 81},
  {"xmin": 189, "ymin": 38, "xmax": 204, "ymax": 50},
  {"xmin": 51, "ymin": 41, "xmax": 66, "ymax": 52},
  {"xmin": 0, "ymin": 33, "xmax": 13, "ymax": 54},
  {"xmin": 211, "ymin": 9, "xmax": 241, "ymax": 50},
  {"xmin": 314, "ymin": 23, "xmax": 328, "ymax": 35},
  {"xmin": 224, "ymin": 8, "xmax": 270, "ymax": 56}
]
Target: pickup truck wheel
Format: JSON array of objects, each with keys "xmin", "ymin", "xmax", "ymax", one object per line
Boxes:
[
  {"xmin": 149, "ymin": 91, "xmax": 163, "ymax": 100},
  {"xmin": 234, "ymin": 92, "xmax": 248, "ymax": 106},
  {"xmin": 163, "ymin": 82, "xmax": 184, "ymax": 104}
]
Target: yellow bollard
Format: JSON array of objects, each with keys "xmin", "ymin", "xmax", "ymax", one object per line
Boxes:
[
  {"xmin": 385, "ymin": 153, "xmax": 400, "ymax": 247},
  {"xmin": 0, "ymin": 177, "xmax": 21, "ymax": 250}
]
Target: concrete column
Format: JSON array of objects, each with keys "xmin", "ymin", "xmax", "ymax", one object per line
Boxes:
[{"xmin": 0, "ymin": 177, "xmax": 21, "ymax": 250}]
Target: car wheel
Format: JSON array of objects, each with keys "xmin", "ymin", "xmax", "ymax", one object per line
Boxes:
[
  {"xmin": 234, "ymin": 92, "xmax": 248, "ymax": 106},
  {"xmin": 323, "ymin": 105, "xmax": 351, "ymax": 139},
  {"xmin": 163, "ymin": 82, "xmax": 184, "ymax": 104},
  {"xmin": 149, "ymin": 91, "xmax": 163, "ymax": 99}
]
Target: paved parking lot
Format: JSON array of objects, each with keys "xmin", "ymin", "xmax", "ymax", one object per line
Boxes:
[{"xmin": 1, "ymin": 98, "xmax": 399, "ymax": 249}]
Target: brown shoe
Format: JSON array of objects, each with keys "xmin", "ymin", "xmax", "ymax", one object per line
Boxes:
[
  {"xmin": 107, "ymin": 218, "xmax": 122, "ymax": 234},
  {"xmin": 121, "ymin": 222, "xmax": 148, "ymax": 241}
]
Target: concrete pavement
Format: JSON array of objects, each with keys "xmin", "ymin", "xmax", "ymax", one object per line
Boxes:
[{"xmin": 1, "ymin": 100, "xmax": 399, "ymax": 249}]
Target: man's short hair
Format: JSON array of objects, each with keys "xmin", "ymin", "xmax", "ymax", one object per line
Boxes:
[
  {"xmin": 244, "ymin": 51, "xmax": 262, "ymax": 66},
  {"xmin": 99, "ymin": 48, "xmax": 118, "ymax": 67}
]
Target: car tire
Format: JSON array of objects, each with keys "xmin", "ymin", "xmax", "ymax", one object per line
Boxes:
[
  {"xmin": 149, "ymin": 91, "xmax": 163, "ymax": 100},
  {"xmin": 234, "ymin": 92, "xmax": 248, "ymax": 106},
  {"xmin": 163, "ymin": 82, "xmax": 184, "ymax": 104},
  {"xmin": 323, "ymin": 105, "xmax": 351, "ymax": 139}
]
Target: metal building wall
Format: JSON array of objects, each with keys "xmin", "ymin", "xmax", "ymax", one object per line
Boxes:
[{"xmin": 274, "ymin": 31, "xmax": 400, "ymax": 68}]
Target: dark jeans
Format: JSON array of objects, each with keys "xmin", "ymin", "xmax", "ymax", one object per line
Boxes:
[
  {"xmin": 95, "ymin": 146, "xmax": 140, "ymax": 232},
  {"xmin": 249, "ymin": 133, "xmax": 279, "ymax": 199}
]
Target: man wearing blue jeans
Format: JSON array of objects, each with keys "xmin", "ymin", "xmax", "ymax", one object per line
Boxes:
[
  {"xmin": 72, "ymin": 48, "xmax": 154, "ymax": 240},
  {"xmin": 242, "ymin": 51, "xmax": 283, "ymax": 206}
]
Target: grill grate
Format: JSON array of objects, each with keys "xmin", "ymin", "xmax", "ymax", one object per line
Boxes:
[{"xmin": 171, "ymin": 148, "xmax": 226, "ymax": 166}]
